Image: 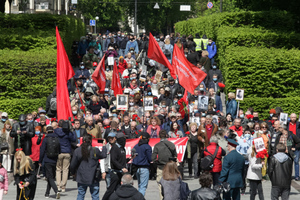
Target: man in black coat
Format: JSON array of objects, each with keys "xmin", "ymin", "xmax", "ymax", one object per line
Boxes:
[
  {"xmin": 45, "ymin": 87, "xmax": 57, "ymax": 118},
  {"xmin": 187, "ymin": 48, "xmax": 200, "ymax": 66},
  {"xmin": 71, "ymin": 119, "xmax": 88, "ymax": 150},
  {"xmin": 166, "ymin": 77, "xmax": 180, "ymax": 100},
  {"xmin": 268, "ymin": 143, "xmax": 293, "ymax": 200},
  {"xmin": 10, "ymin": 114, "xmax": 34, "ymax": 155},
  {"xmin": 109, "ymin": 174, "xmax": 145, "ymax": 200}
]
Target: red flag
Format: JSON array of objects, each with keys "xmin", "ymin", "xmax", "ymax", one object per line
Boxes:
[
  {"xmin": 172, "ymin": 44, "xmax": 206, "ymax": 94},
  {"xmin": 56, "ymin": 27, "xmax": 75, "ymax": 121},
  {"xmin": 178, "ymin": 90, "xmax": 189, "ymax": 118},
  {"xmin": 92, "ymin": 56, "xmax": 106, "ymax": 93},
  {"xmin": 111, "ymin": 61, "xmax": 122, "ymax": 96},
  {"xmin": 147, "ymin": 33, "xmax": 177, "ymax": 79}
]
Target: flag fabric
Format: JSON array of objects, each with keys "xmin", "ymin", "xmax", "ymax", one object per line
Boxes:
[
  {"xmin": 147, "ymin": 33, "xmax": 177, "ymax": 79},
  {"xmin": 56, "ymin": 26, "xmax": 75, "ymax": 121},
  {"xmin": 111, "ymin": 61, "xmax": 123, "ymax": 96},
  {"xmin": 172, "ymin": 44, "xmax": 207, "ymax": 94},
  {"xmin": 178, "ymin": 90, "xmax": 189, "ymax": 118},
  {"xmin": 92, "ymin": 56, "xmax": 106, "ymax": 93}
]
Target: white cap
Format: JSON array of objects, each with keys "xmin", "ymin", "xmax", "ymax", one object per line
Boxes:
[{"xmin": 1, "ymin": 112, "xmax": 8, "ymax": 117}]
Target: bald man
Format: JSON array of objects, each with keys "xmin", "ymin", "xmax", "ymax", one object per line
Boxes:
[
  {"xmin": 287, "ymin": 113, "xmax": 300, "ymax": 180},
  {"xmin": 82, "ymin": 116, "xmax": 101, "ymax": 138}
]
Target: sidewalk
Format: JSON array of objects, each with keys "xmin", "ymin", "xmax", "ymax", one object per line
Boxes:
[{"xmin": 6, "ymin": 169, "xmax": 300, "ymax": 199}]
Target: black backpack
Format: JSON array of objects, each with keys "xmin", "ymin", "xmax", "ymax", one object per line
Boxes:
[
  {"xmin": 46, "ymin": 135, "xmax": 60, "ymax": 158},
  {"xmin": 200, "ymin": 146, "xmax": 219, "ymax": 171},
  {"xmin": 62, "ymin": 120, "xmax": 70, "ymax": 132},
  {"xmin": 164, "ymin": 45, "xmax": 171, "ymax": 59}
]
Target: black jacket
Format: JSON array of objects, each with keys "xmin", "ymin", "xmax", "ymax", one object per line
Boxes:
[
  {"xmin": 70, "ymin": 146, "xmax": 107, "ymax": 185},
  {"xmin": 120, "ymin": 37, "xmax": 129, "ymax": 49},
  {"xmin": 273, "ymin": 131, "xmax": 300, "ymax": 159},
  {"xmin": 187, "ymin": 52, "xmax": 200, "ymax": 66},
  {"xmin": 39, "ymin": 133, "xmax": 60, "ymax": 164},
  {"xmin": 189, "ymin": 187, "xmax": 221, "ymax": 200},
  {"xmin": 71, "ymin": 128, "xmax": 88, "ymax": 149},
  {"xmin": 110, "ymin": 143, "xmax": 126, "ymax": 170},
  {"xmin": 268, "ymin": 152, "xmax": 293, "ymax": 188},
  {"xmin": 11, "ymin": 122, "xmax": 34, "ymax": 155},
  {"xmin": 108, "ymin": 185, "xmax": 145, "ymax": 200},
  {"xmin": 14, "ymin": 159, "xmax": 36, "ymax": 186},
  {"xmin": 45, "ymin": 91, "xmax": 57, "ymax": 118}
]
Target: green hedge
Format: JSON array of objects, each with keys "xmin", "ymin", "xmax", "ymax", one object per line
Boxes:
[
  {"xmin": 0, "ymin": 49, "xmax": 56, "ymax": 99},
  {"xmin": 221, "ymin": 46, "xmax": 300, "ymax": 98},
  {"xmin": 175, "ymin": 10, "xmax": 296, "ymax": 40},
  {"xmin": 0, "ymin": 98, "xmax": 46, "ymax": 120},
  {"xmin": 217, "ymin": 27, "xmax": 300, "ymax": 54},
  {"xmin": 0, "ymin": 13, "xmax": 85, "ymax": 54},
  {"xmin": 241, "ymin": 97, "xmax": 300, "ymax": 120}
]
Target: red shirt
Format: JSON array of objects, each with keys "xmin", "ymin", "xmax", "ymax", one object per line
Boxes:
[
  {"xmin": 289, "ymin": 122, "xmax": 297, "ymax": 135},
  {"xmin": 229, "ymin": 125, "xmax": 243, "ymax": 137}
]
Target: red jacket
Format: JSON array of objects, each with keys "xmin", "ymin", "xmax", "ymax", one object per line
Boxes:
[
  {"xmin": 118, "ymin": 60, "xmax": 127, "ymax": 74},
  {"xmin": 30, "ymin": 134, "xmax": 45, "ymax": 162},
  {"xmin": 203, "ymin": 142, "xmax": 225, "ymax": 172},
  {"xmin": 229, "ymin": 125, "xmax": 243, "ymax": 137}
]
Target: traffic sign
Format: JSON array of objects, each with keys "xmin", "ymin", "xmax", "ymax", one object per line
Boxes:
[
  {"xmin": 90, "ymin": 20, "xmax": 96, "ymax": 26},
  {"xmin": 207, "ymin": 2, "xmax": 213, "ymax": 9}
]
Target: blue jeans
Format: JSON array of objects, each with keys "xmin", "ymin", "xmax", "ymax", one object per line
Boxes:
[
  {"xmin": 136, "ymin": 167, "xmax": 150, "ymax": 196},
  {"xmin": 105, "ymin": 171, "xmax": 111, "ymax": 188},
  {"xmin": 294, "ymin": 150, "xmax": 300, "ymax": 178},
  {"xmin": 77, "ymin": 182, "xmax": 99, "ymax": 200},
  {"xmin": 119, "ymin": 49, "xmax": 126, "ymax": 57}
]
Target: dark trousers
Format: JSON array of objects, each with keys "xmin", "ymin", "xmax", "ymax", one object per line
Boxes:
[
  {"xmin": 188, "ymin": 151, "xmax": 198, "ymax": 176},
  {"xmin": 241, "ymin": 164, "xmax": 249, "ymax": 193},
  {"xmin": 211, "ymin": 172, "xmax": 220, "ymax": 186},
  {"xmin": 16, "ymin": 183, "xmax": 36, "ymax": 200},
  {"xmin": 249, "ymin": 179, "xmax": 264, "ymax": 200},
  {"xmin": 102, "ymin": 170, "xmax": 122, "ymax": 200},
  {"xmin": 45, "ymin": 162, "xmax": 58, "ymax": 195},
  {"xmin": 271, "ymin": 187, "xmax": 290, "ymax": 200},
  {"xmin": 223, "ymin": 188, "xmax": 241, "ymax": 200}
]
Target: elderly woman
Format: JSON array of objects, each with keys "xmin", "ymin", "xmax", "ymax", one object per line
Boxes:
[
  {"xmin": 146, "ymin": 116, "xmax": 161, "ymax": 138},
  {"xmin": 164, "ymin": 38, "xmax": 174, "ymax": 64},
  {"xmin": 226, "ymin": 92, "xmax": 237, "ymax": 119},
  {"xmin": 87, "ymin": 95, "xmax": 102, "ymax": 115},
  {"xmin": 0, "ymin": 120, "xmax": 14, "ymax": 172},
  {"xmin": 186, "ymin": 123, "xmax": 201, "ymax": 178},
  {"xmin": 199, "ymin": 50, "xmax": 211, "ymax": 73}
]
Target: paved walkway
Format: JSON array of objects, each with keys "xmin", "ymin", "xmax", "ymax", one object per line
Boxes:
[{"xmin": 6, "ymin": 167, "xmax": 300, "ymax": 199}]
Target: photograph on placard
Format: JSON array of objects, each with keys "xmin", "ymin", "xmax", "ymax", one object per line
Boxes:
[
  {"xmin": 235, "ymin": 88, "xmax": 245, "ymax": 101},
  {"xmin": 198, "ymin": 95, "xmax": 209, "ymax": 110},
  {"xmin": 116, "ymin": 94, "xmax": 128, "ymax": 110},
  {"xmin": 253, "ymin": 137, "xmax": 266, "ymax": 152},
  {"xmin": 144, "ymin": 96, "xmax": 154, "ymax": 111},
  {"xmin": 279, "ymin": 113, "xmax": 288, "ymax": 125},
  {"xmin": 190, "ymin": 117, "xmax": 200, "ymax": 126}
]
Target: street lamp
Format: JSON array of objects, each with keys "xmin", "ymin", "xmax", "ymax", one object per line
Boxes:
[
  {"xmin": 95, "ymin": 16, "xmax": 99, "ymax": 34},
  {"xmin": 154, "ymin": 2, "xmax": 159, "ymax": 9}
]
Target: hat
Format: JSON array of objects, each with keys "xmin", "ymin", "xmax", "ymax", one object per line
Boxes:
[
  {"xmin": 170, "ymin": 113, "xmax": 176, "ymax": 118},
  {"xmin": 227, "ymin": 139, "xmax": 239, "ymax": 147},
  {"xmin": 103, "ymin": 113, "xmax": 109, "ymax": 119},
  {"xmin": 119, "ymin": 56, "xmax": 124, "ymax": 60},
  {"xmin": 165, "ymin": 87, "xmax": 170, "ymax": 92},
  {"xmin": 39, "ymin": 110, "xmax": 46, "ymax": 114},
  {"xmin": 1, "ymin": 112, "xmax": 8, "ymax": 117},
  {"xmin": 80, "ymin": 62, "xmax": 84, "ymax": 65},
  {"xmin": 169, "ymin": 77, "xmax": 175, "ymax": 81},
  {"xmin": 141, "ymin": 132, "xmax": 150, "ymax": 139},
  {"xmin": 108, "ymin": 132, "xmax": 116, "ymax": 138},
  {"xmin": 46, "ymin": 126, "xmax": 54, "ymax": 133},
  {"xmin": 269, "ymin": 109, "xmax": 276, "ymax": 114},
  {"xmin": 93, "ymin": 62, "xmax": 98, "ymax": 67}
]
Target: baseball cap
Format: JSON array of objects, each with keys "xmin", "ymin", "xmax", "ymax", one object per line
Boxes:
[
  {"xmin": 108, "ymin": 132, "xmax": 116, "ymax": 138},
  {"xmin": 39, "ymin": 110, "xmax": 46, "ymax": 114},
  {"xmin": 1, "ymin": 112, "xmax": 8, "ymax": 117}
]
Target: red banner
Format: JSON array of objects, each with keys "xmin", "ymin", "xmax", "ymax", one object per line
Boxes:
[{"xmin": 82, "ymin": 137, "xmax": 189, "ymax": 162}]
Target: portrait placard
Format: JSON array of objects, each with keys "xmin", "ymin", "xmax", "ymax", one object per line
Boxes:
[
  {"xmin": 236, "ymin": 88, "xmax": 245, "ymax": 101},
  {"xmin": 253, "ymin": 137, "xmax": 266, "ymax": 152},
  {"xmin": 116, "ymin": 94, "xmax": 128, "ymax": 111},
  {"xmin": 144, "ymin": 96, "xmax": 154, "ymax": 111}
]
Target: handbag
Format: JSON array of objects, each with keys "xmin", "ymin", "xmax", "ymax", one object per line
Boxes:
[{"xmin": 0, "ymin": 142, "xmax": 9, "ymax": 151}]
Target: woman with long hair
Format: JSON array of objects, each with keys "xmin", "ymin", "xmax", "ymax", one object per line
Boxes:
[
  {"xmin": 146, "ymin": 116, "xmax": 161, "ymax": 138},
  {"xmin": 246, "ymin": 145, "xmax": 265, "ymax": 200},
  {"xmin": 70, "ymin": 134, "xmax": 107, "ymax": 200},
  {"xmin": 168, "ymin": 122, "xmax": 183, "ymax": 138},
  {"xmin": 13, "ymin": 150, "xmax": 37, "ymax": 200},
  {"xmin": 0, "ymin": 120, "xmax": 14, "ymax": 172},
  {"xmin": 159, "ymin": 161, "xmax": 182, "ymax": 200},
  {"xmin": 259, "ymin": 122, "xmax": 270, "ymax": 178}
]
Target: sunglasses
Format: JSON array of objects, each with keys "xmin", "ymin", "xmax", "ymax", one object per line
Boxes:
[{"xmin": 261, "ymin": 126, "xmax": 267, "ymax": 129}]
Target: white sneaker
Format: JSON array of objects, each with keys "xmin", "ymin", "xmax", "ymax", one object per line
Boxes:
[{"xmin": 56, "ymin": 192, "xmax": 60, "ymax": 199}]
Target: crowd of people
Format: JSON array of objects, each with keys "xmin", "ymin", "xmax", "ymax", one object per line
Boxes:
[{"xmin": 0, "ymin": 30, "xmax": 299, "ymax": 200}]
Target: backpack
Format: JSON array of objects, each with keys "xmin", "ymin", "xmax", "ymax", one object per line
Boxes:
[
  {"xmin": 50, "ymin": 94, "xmax": 57, "ymax": 111},
  {"xmin": 164, "ymin": 45, "xmax": 171, "ymax": 59},
  {"xmin": 200, "ymin": 146, "xmax": 219, "ymax": 171},
  {"xmin": 179, "ymin": 177, "xmax": 191, "ymax": 200},
  {"xmin": 46, "ymin": 136, "xmax": 60, "ymax": 158},
  {"xmin": 62, "ymin": 120, "xmax": 70, "ymax": 132}
]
